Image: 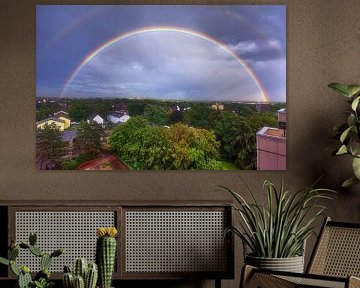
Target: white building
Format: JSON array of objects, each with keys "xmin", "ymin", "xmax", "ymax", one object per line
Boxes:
[
  {"xmin": 107, "ymin": 112, "xmax": 130, "ymax": 124},
  {"xmin": 87, "ymin": 114, "xmax": 104, "ymax": 125}
]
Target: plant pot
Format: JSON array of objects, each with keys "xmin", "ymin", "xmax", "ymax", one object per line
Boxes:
[{"xmin": 245, "ymin": 254, "xmax": 304, "ymax": 273}]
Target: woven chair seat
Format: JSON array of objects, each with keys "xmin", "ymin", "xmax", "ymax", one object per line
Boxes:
[
  {"xmin": 277, "ymin": 275, "xmax": 346, "ymax": 288},
  {"xmin": 241, "ymin": 218, "xmax": 360, "ymax": 288}
]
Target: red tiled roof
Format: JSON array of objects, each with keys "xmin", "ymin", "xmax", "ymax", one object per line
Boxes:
[{"xmin": 76, "ymin": 155, "xmax": 129, "ymax": 170}]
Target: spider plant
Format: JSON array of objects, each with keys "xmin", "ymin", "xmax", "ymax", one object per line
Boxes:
[{"xmin": 222, "ymin": 179, "xmax": 335, "ymax": 258}]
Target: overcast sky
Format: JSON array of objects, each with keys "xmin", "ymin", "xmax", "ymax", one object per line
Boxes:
[{"xmin": 36, "ymin": 5, "xmax": 286, "ymax": 102}]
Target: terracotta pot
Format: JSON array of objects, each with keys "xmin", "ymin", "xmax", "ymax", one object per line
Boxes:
[{"xmin": 245, "ymin": 254, "xmax": 305, "ymax": 273}]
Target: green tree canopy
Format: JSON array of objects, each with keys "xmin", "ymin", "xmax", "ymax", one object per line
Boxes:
[
  {"xmin": 110, "ymin": 116, "xmax": 221, "ymax": 170},
  {"xmin": 183, "ymin": 104, "xmax": 213, "ymax": 129},
  {"xmin": 143, "ymin": 104, "xmax": 170, "ymax": 126},
  {"xmin": 36, "ymin": 123, "xmax": 67, "ymax": 169},
  {"xmin": 246, "ymin": 112, "xmax": 278, "ymax": 131},
  {"xmin": 75, "ymin": 121, "xmax": 105, "ymax": 155},
  {"xmin": 69, "ymin": 101, "xmax": 92, "ymax": 122}
]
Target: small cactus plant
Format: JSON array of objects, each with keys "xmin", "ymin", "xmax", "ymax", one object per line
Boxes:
[
  {"xmin": 96, "ymin": 227, "xmax": 118, "ymax": 288},
  {"xmin": 62, "ymin": 259, "xmax": 98, "ymax": 288},
  {"xmin": 73, "ymin": 275, "xmax": 85, "ymax": 288},
  {"xmin": 74, "ymin": 258, "xmax": 88, "ymax": 280},
  {"xmin": 0, "ymin": 232, "xmax": 63, "ymax": 288}
]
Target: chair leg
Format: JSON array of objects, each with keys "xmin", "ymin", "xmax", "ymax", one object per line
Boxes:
[
  {"xmin": 240, "ymin": 265, "xmax": 255, "ymax": 288},
  {"xmin": 215, "ymin": 278, "xmax": 221, "ymax": 288},
  {"xmin": 240, "ymin": 265, "xmax": 296, "ymax": 288},
  {"xmin": 349, "ymin": 276, "xmax": 360, "ymax": 288}
]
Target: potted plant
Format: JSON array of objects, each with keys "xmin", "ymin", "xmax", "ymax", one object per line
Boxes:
[
  {"xmin": 222, "ymin": 179, "xmax": 334, "ymax": 273},
  {"xmin": 62, "ymin": 258, "xmax": 98, "ymax": 288},
  {"xmin": 96, "ymin": 227, "xmax": 118, "ymax": 288},
  {"xmin": 328, "ymin": 83, "xmax": 360, "ymax": 187},
  {"xmin": 0, "ymin": 232, "xmax": 64, "ymax": 288}
]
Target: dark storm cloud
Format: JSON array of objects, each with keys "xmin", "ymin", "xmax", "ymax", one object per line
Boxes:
[
  {"xmin": 36, "ymin": 5, "xmax": 286, "ymax": 102},
  {"xmin": 66, "ymin": 32, "xmax": 262, "ymax": 101}
]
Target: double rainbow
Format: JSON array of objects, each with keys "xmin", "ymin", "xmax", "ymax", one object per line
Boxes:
[{"xmin": 61, "ymin": 26, "xmax": 270, "ymax": 102}]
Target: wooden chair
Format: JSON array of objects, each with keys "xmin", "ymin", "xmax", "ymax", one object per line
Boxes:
[{"xmin": 241, "ymin": 217, "xmax": 360, "ymax": 288}]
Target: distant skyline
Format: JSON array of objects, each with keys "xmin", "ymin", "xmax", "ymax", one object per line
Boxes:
[{"xmin": 36, "ymin": 5, "xmax": 286, "ymax": 102}]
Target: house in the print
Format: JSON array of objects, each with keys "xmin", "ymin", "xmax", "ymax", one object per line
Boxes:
[
  {"xmin": 87, "ymin": 113, "xmax": 104, "ymax": 125},
  {"xmin": 37, "ymin": 111, "xmax": 71, "ymax": 131},
  {"xmin": 211, "ymin": 103, "xmax": 224, "ymax": 110},
  {"xmin": 36, "ymin": 117, "xmax": 68, "ymax": 131},
  {"xmin": 107, "ymin": 111, "xmax": 130, "ymax": 124},
  {"xmin": 53, "ymin": 111, "xmax": 71, "ymax": 128},
  {"xmin": 256, "ymin": 109, "xmax": 286, "ymax": 170}
]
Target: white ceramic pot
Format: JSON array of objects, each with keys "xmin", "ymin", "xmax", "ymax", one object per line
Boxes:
[{"xmin": 245, "ymin": 254, "xmax": 305, "ymax": 273}]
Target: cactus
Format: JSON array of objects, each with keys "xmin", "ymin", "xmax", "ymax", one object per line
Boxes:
[
  {"xmin": 96, "ymin": 227, "xmax": 118, "ymax": 288},
  {"xmin": 41, "ymin": 253, "xmax": 52, "ymax": 270},
  {"xmin": 18, "ymin": 269, "xmax": 32, "ymax": 288},
  {"xmin": 64, "ymin": 265, "xmax": 72, "ymax": 273},
  {"xmin": 51, "ymin": 248, "xmax": 64, "ymax": 258},
  {"xmin": 63, "ymin": 272, "xmax": 74, "ymax": 288},
  {"xmin": 74, "ymin": 275, "xmax": 85, "ymax": 288},
  {"xmin": 29, "ymin": 232, "xmax": 37, "ymax": 246},
  {"xmin": 63, "ymin": 260, "xmax": 98, "ymax": 288},
  {"xmin": 9, "ymin": 246, "xmax": 19, "ymax": 260},
  {"xmin": 19, "ymin": 243, "xmax": 30, "ymax": 249},
  {"xmin": 74, "ymin": 258, "xmax": 88, "ymax": 279},
  {"xmin": 29, "ymin": 245, "xmax": 44, "ymax": 257},
  {"xmin": 35, "ymin": 268, "xmax": 51, "ymax": 282},
  {"xmin": 0, "ymin": 232, "xmax": 63, "ymax": 288},
  {"xmin": 85, "ymin": 263, "xmax": 98, "ymax": 288}
]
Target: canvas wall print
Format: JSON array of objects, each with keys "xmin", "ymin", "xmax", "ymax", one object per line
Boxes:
[{"xmin": 36, "ymin": 5, "xmax": 286, "ymax": 171}]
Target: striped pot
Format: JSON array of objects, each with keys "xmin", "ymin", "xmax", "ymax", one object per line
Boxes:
[{"xmin": 245, "ymin": 254, "xmax": 305, "ymax": 273}]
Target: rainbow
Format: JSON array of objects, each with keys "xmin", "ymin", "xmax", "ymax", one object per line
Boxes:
[{"xmin": 61, "ymin": 26, "xmax": 270, "ymax": 102}]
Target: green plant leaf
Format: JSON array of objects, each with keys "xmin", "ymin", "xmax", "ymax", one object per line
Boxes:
[
  {"xmin": 340, "ymin": 127, "xmax": 353, "ymax": 143},
  {"xmin": 347, "ymin": 114, "xmax": 356, "ymax": 127},
  {"xmin": 352, "ymin": 157, "xmax": 360, "ymax": 179},
  {"xmin": 0, "ymin": 257, "xmax": 9, "ymax": 266},
  {"xmin": 351, "ymin": 96, "xmax": 360, "ymax": 111},
  {"xmin": 349, "ymin": 135, "xmax": 360, "ymax": 157},
  {"xmin": 328, "ymin": 83, "xmax": 351, "ymax": 97},
  {"xmin": 342, "ymin": 177, "xmax": 360, "ymax": 188},
  {"xmin": 336, "ymin": 145, "xmax": 348, "ymax": 155},
  {"xmin": 10, "ymin": 261, "xmax": 20, "ymax": 276},
  {"xmin": 347, "ymin": 85, "xmax": 360, "ymax": 97},
  {"xmin": 222, "ymin": 180, "xmax": 335, "ymax": 258}
]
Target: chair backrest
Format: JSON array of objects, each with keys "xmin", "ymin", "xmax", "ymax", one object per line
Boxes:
[{"xmin": 307, "ymin": 217, "xmax": 360, "ymax": 277}]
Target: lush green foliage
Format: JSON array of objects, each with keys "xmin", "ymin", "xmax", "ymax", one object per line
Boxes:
[
  {"xmin": 69, "ymin": 101, "xmax": 94, "ymax": 122},
  {"xmin": 32, "ymin": 278, "xmax": 54, "ymax": 288},
  {"xmin": 75, "ymin": 121, "xmax": 105, "ymax": 155},
  {"xmin": 143, "ymin": 104, "xmax": 170, "ymax": 125},
  {"xmin": 0, "ymin": 233, "xmax": 62, "ymax": 288},
  {"xmin": 36, "ymin": 98, "xmax": 283, "ymax": 170},
  {"xmin": 128, "ymin": 101, "xmax": 145, "ymax": 116},
  {"xmin": 212, "ymin": 111, "xmax": 277, "ymax": 169},
  {"xmin": 36, "ymin": 101, "xmax": 61, "ymax": 121},
  {"xmin": 68, "ymin": 99, "xmax": 112, "ymax": 122},
  {"xmin": 36, "ymin": 107, "xmax": 55, "ymax": 122},
  {"xmin": 110, "ymin": 116, "xmax": 221, "ymax": 170},
  {"xmin": 61, "ymin": 152, "xmax": 99, "ymax": 170},
  {"xmin": 183, "ymin": 104, "xmax": 213, "ymax": 129},
  {"xmin": 36, "ymin": 123, "xmax": 68, "ymax": 169},
  {"xmin": 328, "ymin": 83, "xmax": 360, "ymax": 187},
  {"xmin": 222, "ymin": 179, "xmax": 335, "ymax": 258}
]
